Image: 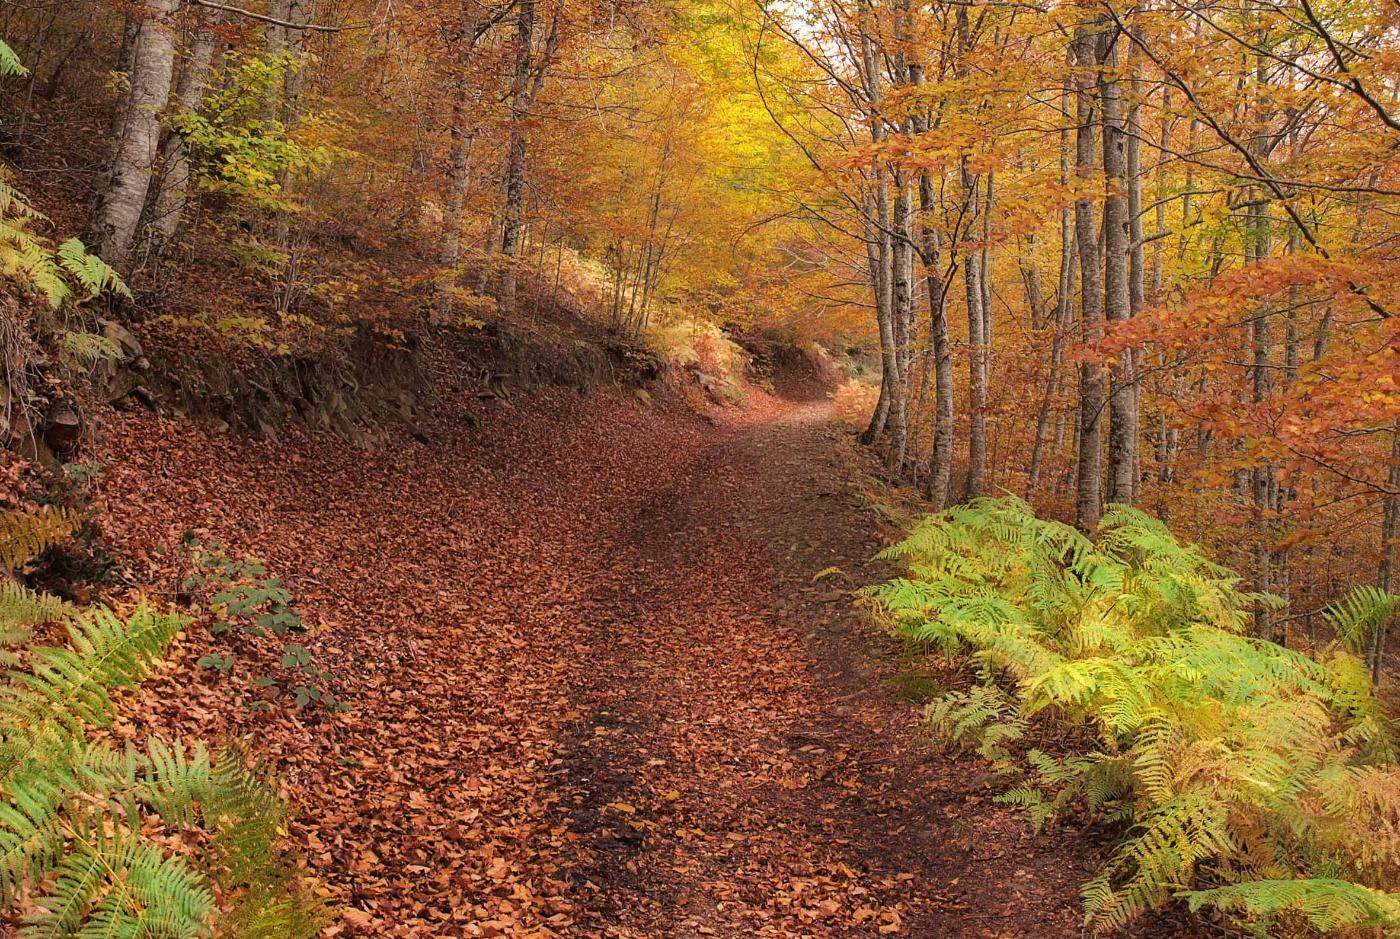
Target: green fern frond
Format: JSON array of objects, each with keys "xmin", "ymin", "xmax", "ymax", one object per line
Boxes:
[
  {"xmin": 0, "ymin": 508, "xmax": 78, "ymax": 573},
  {"xmin": 871, "ymin": 497, "xmax": 1400, "ymax": 934},
  {"xmin": 1181, "ymin": 879, "xmax": 1400, "ymax": 932},
  {"xmin": 0, "ymin": 603, "xmax": 186, "ymax": 780},
  {"xmin": 0, "ymin": 41, "xmax": 27, "ymax": 77},
  {"xmin": 22, "ymin": 826, "xmax": 215, "ymax": 938},
  {"xmin": 0, "ymin": 771, "xmax": 65, "ymax": 907},
  {"xmin": 1323, "ymin": 585, "xmax": 1399, "ymax": 655},
  {"xmin": 56, "ymin": 238, "xmax": 132, "ymax": 301}
]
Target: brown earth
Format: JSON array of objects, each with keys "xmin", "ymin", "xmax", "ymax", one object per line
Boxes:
[{"xmin": 95, "ymin": 383, "xmax": 1197, "ymax": 938}]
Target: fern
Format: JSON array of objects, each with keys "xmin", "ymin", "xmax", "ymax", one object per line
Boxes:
[
  {"xmin": 1323, "ymin": 585, "xmax": 1399, "ymax": 655},
  {"xmin": 0, "ymin": 503, "xmax": 332, "ymax": 935},
  {"xmin": 0, "ymin": 45, "xmax": 127, "ymax": 314},
  {"xmin": 0, "ymin": 40, "xmax": 27, "ymax": 77},
  {"xmin": 871, "ymin": 497, "xmax": 1400, "ymax": 934},
  {"xmin": 56, "ymin": 237, "xmax": 132, "ymax": 301},
  {"xmin": 1182, "ymin": 879, "xmax": 1400, "ymax": 932},
  {"xmin": 0, "ymin": 507, "xmax": 77, "ymax": 573}
]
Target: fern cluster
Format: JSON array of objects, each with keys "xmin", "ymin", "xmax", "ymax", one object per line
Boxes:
[
  {"xmin": 868, "ymin": 497, "xmax": 1400, "ymax": 936},
  {"xmin": 0, "ymin": 174, "xmax": 129, "ymax": 312},
  {"xmin": 0, "ymin": 509, "xmax": 328, "ymax": 936},
  {"xmin": 0, "ymin": 36, "xmax": 128, "ymax": 386}
]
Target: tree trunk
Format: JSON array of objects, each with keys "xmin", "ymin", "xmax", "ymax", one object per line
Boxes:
[
  {"xmin": 91, "ymin": 0, "xmax": 180, "ymax": 274},
  {"xmin": 1371, "ymin": 423, "xmax": 1400, "ymax": 684},
  {"xmin": 436, "ymin": 68, "xmax": 474, "ymax": 318},
  {"xmin": 909, "ymin": 48, "xmax": 952, "ymax": 508},
  {"xmin": 862, "ymin": 175, "xmax": 899, "ymax": 449},
  {"xmin": 889, "ymin": 171, "xmax": 913, "ymax": 473},
  {"xmin": 498, "ymin": 0, "xmax": 537, "ymax": 315},
  {"xmin": 962, "ymin": 164, "xmax": 986, "ymax": 502},
  {"xmin": 148, "ymin": 8, "xmax": 220, "ymax": 254},
  {"xmin": 1073, "ymin": 23, "xmax": 1105, "ymax": 530},
  {"xmin": 1101, "ymin": 31, "xmax": 1138, "ymax": 506}
]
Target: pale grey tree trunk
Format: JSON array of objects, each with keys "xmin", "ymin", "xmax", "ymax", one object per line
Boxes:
[
  {"xmin": 1029, "ymin": 75, "xmax": 1077, "ymax": 498},
  {"xmin": 962, "ymin": 163, "xmax": 987, "ymax": 502},
  {"xmin": 1126, "ymin": 54, "xmax": 1145, "ymax": 501},
  {"xmin": 91, "ymin": 0, "xmax": 180, "ymax": 274},
  {"xmin": 1371, "ymin": 423, "xmax": 1400, "ymax": 684},
  {"xmin": 436, "ymin": 77, "xmax": 473, "ymax": 318},
  {"xmin": 862, "ymin": 175, "xmax": 898, "ymax": 448},
  {"xmin": 1073, "ymin": 23, "xmax": 1105, "ymax": 530},
  {"xmin": 92, "ymin": 15, "xmax": 141, "ymax": 211},
  {"xmin": 148, "ymin": 9, "xmax": 220, "ymax": 254},
  {"xmin": 436, "ymin": 8, "xmax": 489, "ymax": 318},
  {"xmin": 1101, "ymin": 33, "xmax": 1138, "ymax": 507},
  {"xmin": 499, "ymin": 0, "xmax": 539, "ymax": 315},
  {"xmin": 909, "ymin": 45, "xmax": 953, "ymax": 508},
  {"xmin": 889, "ymin": 171, "xmax": 913, "ymax": 473}
]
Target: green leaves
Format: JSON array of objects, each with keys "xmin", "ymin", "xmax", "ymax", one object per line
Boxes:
[
  {"xmin": 171, "ymin": 51, "xmax": 340, "ymax": 212},
  {"xmin": 1323, "ymin": 585, "xmax": 1399, "ymax": 656},
  {"xmin": 0, "ymin": 533, "xmax": 329, "ymax": 938},
  {"xmin": 0, "ymin": 171, "xmax": 128, "ymax": 311},
  {"xmin": 196, "ymin": 652, "xmax": 235, "ymax": 672},
  {"xmin": 0, "ymin": 40, "xmax": 28, "ymax": 77},
  {"xmin": 872, "ymin": 496, "xmax": 1400, "ymax": 935},
  {"xmin": 55, "ymin": 237, "xmax": 131, "ymax": 300},
  {"xmin": 180, "ymin": 541, "xmax": 340, "ymax": 712}
]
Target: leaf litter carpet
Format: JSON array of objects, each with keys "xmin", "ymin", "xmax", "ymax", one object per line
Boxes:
[{"xmin": 97, "ymin": 388, "xmax": 1165, "ymax": 938}]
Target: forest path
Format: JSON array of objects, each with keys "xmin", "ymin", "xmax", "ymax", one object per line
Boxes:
[{"xmin": 102, "ymin": 388, "xmax": 1106, "ymax": 938}]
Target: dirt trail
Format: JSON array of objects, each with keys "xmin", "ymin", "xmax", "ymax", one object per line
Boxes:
[{"xmin": 99, "ymin": 389, "xmax": 1133, "ymax": 938}]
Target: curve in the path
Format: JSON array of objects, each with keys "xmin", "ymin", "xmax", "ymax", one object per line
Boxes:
[{"xmin": 99, "ymin": 389, "xmax": 1165, "ymax": 938}]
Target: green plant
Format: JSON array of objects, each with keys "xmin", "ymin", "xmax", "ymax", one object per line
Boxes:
[
  {"xmin": 867, "ymin": 497, "xmax": 1400, "ymax": 936},
  {"xmin": 180, "ymin": 538, "xmax": 341, "ymax": 711},
  {"xmin": 170, "ymin": 51, "xmax": 339, "ymax": 212},
  {"xmin": 0, "ymin": 171, "xmax": 128, "ymax": 311},
  {"xmin": 0, "ymin": 509, "xmax": 329, "ymax": 937}
]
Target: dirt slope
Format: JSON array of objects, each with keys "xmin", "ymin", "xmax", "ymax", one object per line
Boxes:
[{"xmin": 96, "ymin": 388, "xmax": 1184, "ymax": 938}]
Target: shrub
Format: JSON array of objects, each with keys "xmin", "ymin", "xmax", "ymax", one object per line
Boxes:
[{"xmin": 867, "ymin": 497, "xmax": 1400, "ymax": 935}]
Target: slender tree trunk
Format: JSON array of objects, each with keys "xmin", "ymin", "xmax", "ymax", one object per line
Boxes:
[
  {"xmin": 909, "ymin": 49, "xmax": 952, "ymax": 507},
  {"xmin": 1101, "ymin": 31, "xmax": 1138, "ymax": 506},
  {"xmin": 1126, "ymin": 52, "xmax": 1145, "ymax": 501},
  {"xmin": 889, "ymin": 171, "xmax": 913, "ymax": 472},
  {"xmin": 91, "ymin": 0, "xmax": 180, "ymax": 274},
  {"xmin": 148, "ymin": 8, "xmax": 220, "ymax": 254},
  {"xmin": 1372, "ymin": 423, "xmax": 1400, "ymax": 684},
  {"xmin": 962, "ymin": 165, "xmax": 986, "ymax": 501},
  {"xmin": 92, "ymin": 15, "xmax": 141, "ymax": 212},
  {"xmin": 1029, "ymin": 76, "xmax": 1077, "ymax": 497},
  {"xmin": 862, "ymin": 175, "xmax": 899, "ymax": 448},
  {"xmin": 1073, "ymin": 23, "xmax": 1106, "ymax": 530},
  {"xmin": 499, "ymin": 0, "xmax": 537, "ymax": 314},
  {"xmin": 436, "ymin": 71, "xmax": 474, "ymax": 318}
]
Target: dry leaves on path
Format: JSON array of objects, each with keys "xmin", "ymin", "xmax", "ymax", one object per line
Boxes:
[{"xmin": 96, "ymin": 388, "xmax": 1183, "ymax": 937}]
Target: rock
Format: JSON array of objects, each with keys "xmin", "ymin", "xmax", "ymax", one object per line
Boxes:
[
  {"xmin": 634, "ymin": 387, "xmax": 652, "ymax": 407},
  {"xmin": 104, "ymin": 366, "xmax": 143, "ymax": 404},
  {"xmin": 41, "ymin": 399, "xmax": 82, "ymax": 457},
  {"xmin": 99, "ymin": 318, "xmax": 145, "ymax": 364}
]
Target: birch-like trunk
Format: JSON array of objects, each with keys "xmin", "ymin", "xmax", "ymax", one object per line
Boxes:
[
  {"xmin": 148, "ymin": 9, "xmax": 220, "ymax": 254},
  {"xmin": 91, "ymin": 0, "xmax": 180, "ymax": 274},
  {"xmin": 1101, "ymin": 33, "xmax": 1138, "ymax": 507},
  {"xmin": 1073, "ymin": 23, "xmax": 1105, "ymax": 530}
]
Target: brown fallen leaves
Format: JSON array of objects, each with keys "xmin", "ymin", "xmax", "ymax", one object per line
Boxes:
[{"xmin": 93, "ymin": 383, "xmax": 1149, "ymax": 938}]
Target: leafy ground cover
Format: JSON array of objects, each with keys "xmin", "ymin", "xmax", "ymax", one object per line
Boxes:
[{"xmin": 89, "ymin": 384, "xmax": 1182, "ymax": 937}]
